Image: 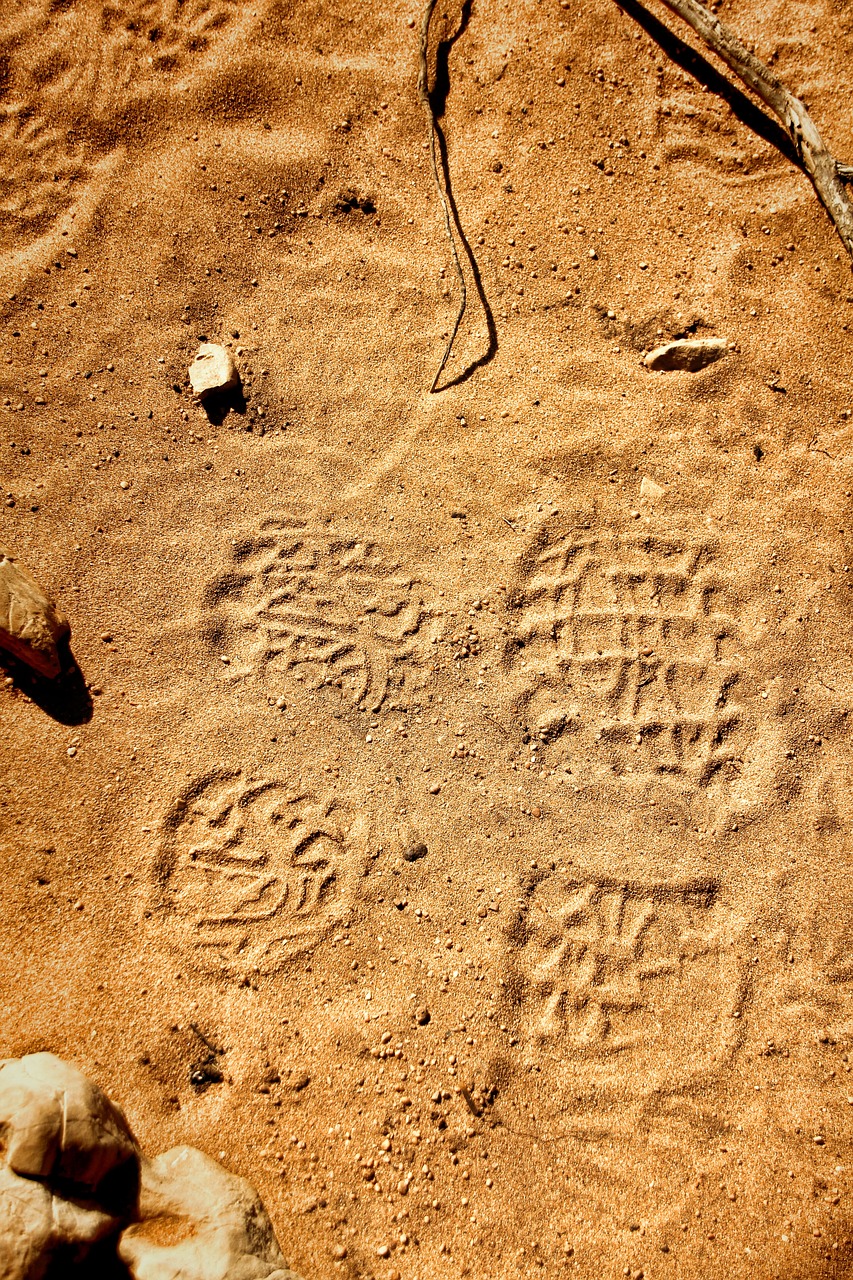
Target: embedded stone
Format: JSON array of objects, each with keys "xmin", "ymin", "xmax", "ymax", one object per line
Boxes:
[
  {"xmin": 639, "ymin": 475, "xmax": 665, "ymax": 500},
  {"xmin": 643, "ymin": 337, "xmax": 728, "ymax": 372}
]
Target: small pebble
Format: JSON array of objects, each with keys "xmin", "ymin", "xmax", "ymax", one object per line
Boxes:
[
  {"xmin": 639, "ymin": 475, "xmax": 665, "ymax": 500},
  {"xmin": 403, "ymin": 842, "xmax": 428, "ymax": 862},
  {"xmin": 415, "ymin": 1007, "xmax": 431, "ymax": 1025}
]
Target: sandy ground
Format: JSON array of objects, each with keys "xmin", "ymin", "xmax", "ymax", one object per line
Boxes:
[{"xmin": 3, "ymin": 0, "xmax": 853, "ymax": 1276}]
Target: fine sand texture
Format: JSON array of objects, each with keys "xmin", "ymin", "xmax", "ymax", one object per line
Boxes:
[{"xmin": 2, "ymin": 0, "xmax": 853, "ymax": 1277}]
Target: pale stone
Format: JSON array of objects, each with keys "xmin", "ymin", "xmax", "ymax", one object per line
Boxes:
[
  {"xmin": 0, "ymin": 1168, "xmax": 52, "ymax": 1280},
  {"xmin": 643, "ymin": 337, "xmax": 728, "ymax": 372},
  {"xmin": 0, "ymin": 1165, "xmax": 119, "ymax": 1279},
  {"xmin": 119, "ymin": 1146, "xmax": 303, "ymax": 1280},
  {"xmin": 0, "ymin": 1055, "xmax": 301, "ymax": 1280},
  {"xmin": 639, "ymin": 475, "xmax": 665, "ymax": 500},
  {"xmin": 0, "ymin": 1053, "xmax": 137, "ymax": 1193},
  {"xmin": 0, "ymin": 549, "xmax": 70, "ymax": 679},
  {"xmin": 189, "ymin": 343, "xmax": 239, "ymax": 398}
]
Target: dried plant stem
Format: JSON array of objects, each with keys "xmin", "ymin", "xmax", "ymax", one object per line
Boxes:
[
  {"xmin": 418, "ymin": 0, "xmax": 467, "ymax": 392},
  {"xmin": 653, "ymin": 0, "xmax": 853, "ymax": 260}
]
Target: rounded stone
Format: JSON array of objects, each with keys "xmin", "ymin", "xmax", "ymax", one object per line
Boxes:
[{"xmin": 0, "ymin": 1053, "xmax": 138, "ymax": 1194}]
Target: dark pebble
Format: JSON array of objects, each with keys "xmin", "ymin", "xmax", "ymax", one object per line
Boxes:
[
  {"xmin": 189, "ymin": 1064, "xmax": 223, "ymax": 1092},
  {"xmin": 403, "ymin": 842, "xmax": 428, "ymax": 862}
]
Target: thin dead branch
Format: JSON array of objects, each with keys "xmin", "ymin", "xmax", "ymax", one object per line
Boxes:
[
  {"xmin": 418, "ymin": 0, "xmax": 468, "ymax": 392},
  {"xmin": 460, "ymin": 1085, "xmax": 482, "ymax": 1117},
  {"xmin": 649, "ymin": 0, "xmax": 853, "ymax": 261}
]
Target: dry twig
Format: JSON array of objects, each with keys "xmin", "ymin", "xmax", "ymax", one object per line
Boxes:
[
  {"xmin": 650, "ymin": 0, "xmax": 853, "ymax": 260},
  {"xmin": 418, "ymin": 0, "xmax": 468, "ymax": 391}
]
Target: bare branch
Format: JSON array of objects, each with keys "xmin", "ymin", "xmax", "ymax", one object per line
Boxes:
[
  {"xmin": 652, "ymin": 0, "xmax": 853, "ymax": 261},
  {"xmin": 418, "ymin": 0, "xmax": 468, "ymax": 393}
]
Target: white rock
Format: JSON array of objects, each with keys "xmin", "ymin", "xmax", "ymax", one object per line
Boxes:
[
  {"xmin": 119, "ymin": 1146, "xmax": 303, "ymax": 1280},
  {"xmin": 189, "ymin": 343, "xmax": 239, "ymax": 398},
  {"xmin": 0, "ymin": 549, "xmax": 70, "ymax": 679},
  {"xmin": 0, "ymin": 1164, "xmax": 121, "ymax": 1279},
  {"xmin": 0, "ymin": 1053, "xmax": 137, "ymax": 1192},
  {"xmin": 639, "ymin": 476, "xmax": 665, "ymax": 500},
  {"xmin": 0, "ymin": 1055, "xmax": 136, "ymax": 1278},
  {"xmin": 0, "ymin": 1168, "xmax": 53, "ymax": 1280},
  {"xmin": 0, "ymin": 1054, "xmax": 303, "ymax": 1280},
  {"xmin": 643, "ymin": 337, "xmax": 728, "ymax": 372}
]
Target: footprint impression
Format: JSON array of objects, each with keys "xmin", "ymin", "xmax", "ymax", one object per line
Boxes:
[
  {"xmin": 0, "ymin": 0, "xmax": 242, "ymax": 257},
  {"xmin": 494, "ymin": 868, "xmax": 750, "ymax": 1125},
  {"xmin": 202, "ymin": 516, "xmax": 442, "ymax": 713},
  {"xmin": 150, "ymin": 771, "xmax": 370, "ymax": 977},
  {"xmin": 501, "ymin": 523, "xmax": 759, "ymax": 798}
]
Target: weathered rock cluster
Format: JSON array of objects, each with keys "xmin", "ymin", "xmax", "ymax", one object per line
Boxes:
[{"xmin": 0, "ymin": 1053, "xmax": 303, "ymax": 1280}]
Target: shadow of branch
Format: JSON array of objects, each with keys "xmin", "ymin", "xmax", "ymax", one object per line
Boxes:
[{"xmin": 614, "ymin": 0, "xmax": 802, "ymax": 170}]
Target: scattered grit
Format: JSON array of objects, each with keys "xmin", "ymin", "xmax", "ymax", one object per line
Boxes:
[{"xmin": 2, "ymin": 0, "xmax": 853, "ymax": 1278}]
